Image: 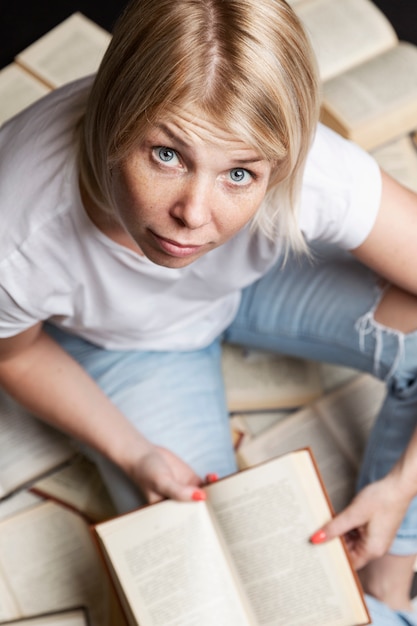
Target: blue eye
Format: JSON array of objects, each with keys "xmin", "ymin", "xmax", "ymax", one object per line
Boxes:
[
  {"xmin": 157, "ymin": 147, "xmax": 176, "ymax": 162},
  {"xmin": 229, "ymin": 168, "xmax": 251, "ymax": 184}
]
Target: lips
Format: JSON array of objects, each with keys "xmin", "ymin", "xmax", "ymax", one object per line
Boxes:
[{"xmin": 150, "ymin": 231, "xmax": 205, "ymax": 258}]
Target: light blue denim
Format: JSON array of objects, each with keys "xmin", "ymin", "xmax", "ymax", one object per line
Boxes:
[
  {"xmin": 46, "ymin": 243, "xmax": 417, "ymax": 626},
  {"xmin": 365, "ymin": 595, "xmax": 417, "ymax": 626}
]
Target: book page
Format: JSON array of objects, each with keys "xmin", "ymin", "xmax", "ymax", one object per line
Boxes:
[
  {"xmin": 95, "ymin": 501, "xmax": 254, "ymax": 626},
  {"xmin": 222, "ymin": 344, "xmax": 322, "ymax": 412},
  {"xmin": 16, "ymin": 13, "xmax": 111, "ymax": 88},
  {"xmin": 0, "ymin": 574, "xmax": 20, "ymax": 622},
  {"xmin": 0, "ymin": 64, "xmax": 50, "ymax": 126},
  {"xmin": 0, "ymin": 607, "xmax": 88, "ymax": 625},
  {"xmin": 0, "ymin": 502, "xmax": 109, "ymax": 626},
  {"xmin": 230, "ymin": 410, "xmax": 292, "ymax": 449},
  {"xmin": 237, "ymin": 404, "xmax": 357, "ymax": 513},
  {"xmin": 32, "ymin": 455, "xmax": 116, "ymax": 522},
  {"xmin": 372, "ymin": 135, "xmax": 417, "ymax": 192},
  {"xmin": 321, "ymin": 42, "xmax": 417, "ymax": 150},
  {"xmin": 320, "ymin": 363, "xmax": 359, "ymax": 393},
  {"xmin": 314, "ymin": 374, "xmax": 385, "ymax": 469},
  {"xmin": 296, "ymin": 0, "xmax": 397, "ymax": 82},
  {"xmin": 0, "ymin": 491, "xmax": 43, "ymax": 523},
  {"xmin": 206, "ymin": 450, "xmax": 369, "ymax": 626},
  {"xmin": 0, "ymin": 391, "xmax": 74, "ymax": 498}
]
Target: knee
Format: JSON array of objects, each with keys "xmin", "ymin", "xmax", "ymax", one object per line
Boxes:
[{"xmin": 374, "ymin": 285, "xmax": 417, "ymax": 334}]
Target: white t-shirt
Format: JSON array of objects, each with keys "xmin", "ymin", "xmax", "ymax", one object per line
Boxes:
[{"xmin": 0, "ymin": 77, "xmax": 382, "ymax": 350}]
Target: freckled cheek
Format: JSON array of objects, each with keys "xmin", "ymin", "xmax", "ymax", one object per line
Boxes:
[
  {"xmin": 221, "ymin": 195, "xmax": 263, "ymax": 233},
  {"xmin": 113, "ymin": 172, "xmax": 167, "ymax": 224}
]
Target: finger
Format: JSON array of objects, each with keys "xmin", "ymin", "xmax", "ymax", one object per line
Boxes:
[
  {"xmin": 150, "ymin": 475, "xmax": 207, "ymax": 503},
  {"xmin": 205, "ymin": 473, "xmax": 219, "ymax": 484},
  {"xmin": 310, "ymin": 508, "xmax": 367, "ymax": 546}
]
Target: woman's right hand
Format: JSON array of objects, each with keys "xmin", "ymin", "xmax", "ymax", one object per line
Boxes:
[{"xmin": 128, "ymin": 444, "xmax": 206, "ymax": 504}]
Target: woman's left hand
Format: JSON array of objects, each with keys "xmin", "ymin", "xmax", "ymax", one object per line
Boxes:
[{"xmin": 310, "ymin": 474, "xmax": 411, "ymax": 570}]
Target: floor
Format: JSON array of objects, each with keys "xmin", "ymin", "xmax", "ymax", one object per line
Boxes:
[{"xmin": 0, "ymin": 0, "xmax": 416, "ymax": 70}]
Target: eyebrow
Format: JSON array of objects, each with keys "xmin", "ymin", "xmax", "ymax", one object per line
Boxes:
[
  {"xmin": 156, "ymin": 123, "xmax": 188, "ymax": 147},
  {"xmin": 155, "ymin": 123, "xmax": 266, "ymax": 166}
]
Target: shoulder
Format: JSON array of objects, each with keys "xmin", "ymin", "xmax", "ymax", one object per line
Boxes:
[
  {"xmin": 0, "ymin": 75, "xmax": 93, "ymax": 152},
  {"xmin": 299, "ymin": 123, "xmax": 382, "ymax": 249},
  {"xmin": 0, "ymin": 76, "xmax": 94, "ymax": 259}
]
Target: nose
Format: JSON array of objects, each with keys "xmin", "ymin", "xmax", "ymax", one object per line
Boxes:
[{"xmin": 169, "ymin": 176, "xmax": 212, "ymax": 229}]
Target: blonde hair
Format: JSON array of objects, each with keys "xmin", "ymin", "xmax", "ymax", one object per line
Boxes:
[{"xmin": 78, "ymin": 0, "xmax": 320, "ymax": 253}]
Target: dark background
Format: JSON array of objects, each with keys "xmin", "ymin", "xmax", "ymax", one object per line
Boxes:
[{"xmin": 1, "ymin": 1, "xmax": 417, "ymax": 70}]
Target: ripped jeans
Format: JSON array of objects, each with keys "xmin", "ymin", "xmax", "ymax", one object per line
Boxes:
[
  {"xmin": 47, "ymin": 243, "xmax": 417, "ymax": 557},
  {"xmin": 226, "ymin": 243, "xmax": 417, "ymax": 557}
]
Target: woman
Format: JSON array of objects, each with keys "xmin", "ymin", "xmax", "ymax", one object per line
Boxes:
[{"xmin": 0, "ymin": 0, "xmax": 416, "ymax": 622}]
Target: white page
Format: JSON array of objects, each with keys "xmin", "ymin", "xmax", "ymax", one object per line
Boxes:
[
  {"xmin": 297, "ymin": 0, "xmax": 397, "ymax": 81},
  {"xmin": 33, "ymin": 455, "xmax": 116, "ymax": 522},
  {"xmin": 16, "ymin": 13, "xmax": 111, "ymax": 88},
  {"xmin": 323, "ymin": 42, "xmax": 417, "ymax": 128},
  {"xmin": 372, "ymin": 135, "xmax": 417, "ymax": 192},
  {"xmin": 0, "ymin": 608, "xmax": 87, "ymax": 625},
  {"xmin": 237, "ymin": 406, "xmax": 357, "ymax": 512},
  {"xmin": 0, "ymin": 502, "xmax": 109, "ymax": 626},
  {"xmin": 206, "ymin": 451, "xmax": 368, "ymax": 626},
  {"xmin": 0, "ymin": 64, "xmax": 50, "ymax": 126},
  {"xmin": 0, "ymin": 491, "xmax": 43, "ymax": 522},
  {"xmin": 96, "ymin": 501, "xmax": 253, "ymax": 626},
  {"xmin": 222, "ymin": 344, "xmax": 322, "ymax": 411},
  {"xmin": 0, "ymin": 390, "xmax": 74, "ymax": 497}
]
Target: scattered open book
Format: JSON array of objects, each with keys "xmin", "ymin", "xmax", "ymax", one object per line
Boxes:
[
  {"xmin": 222, "ymin": 344, "xmax": 322, "ymax": 412},
  {"xmin": 0, "ymin": 501, "xmax": 116, "ymax": 625},
  {"xmin": 94, "ymin": 449, "xmax": 370, "ymax": 626},
  {"xmin": 0, "ymin": 64, "xmax": 50, "ymax": 125},
  {"xmin": 0, "ymin": 390, "xmax": 75, "ymax": 500},
  {"xmin": 31, "ymin": 454, "xmax": 116, "ymax": 523},
  {"xmin": 0, "ymin": 607, "xmax": 89, "ymax": 626},
  {"xmin": 321, "ymin": 42, "xmax": 417, "ymax": 151},
  {"xmin": 292, "ymin": 0, "xmax": 397, "ymax": 82},
  {"xmin": 289, "ymin": 0, "xmax": 417, "ymax": 150},
  {"xmin": 0, "ymin": 13, "xmax": 110, "ymax": 127},
  {"xmin": 15, "ymin": 13, "xmax": 111, "ymax": 89},
  {"xmin": 0, "ymin": 490, "xmax": 43, "ymax": 523},
  {"xmin": 237, "ymin": 374, "xmax": 386, "ymax": 513},
  {"xmin": 371, "ymin": 135, "xmax": 417, "ymax": 192}
]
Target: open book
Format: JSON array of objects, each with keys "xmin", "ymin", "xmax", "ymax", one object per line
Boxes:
[
  {"xmin": 31, "ymin": 455, "xmax": 116, "ymax": 523},
  {"xmin": 321, "ymin": 41, "xmax": 417, "ymax": 150},
  {"xmin": 0, "ymin": 607, "xmax": 89, "ymax": 626},
  {"xmin": 371, "ymin": 135, "xmax": 417, "ymax": 193},
  {"xmin": 0, "ymin": 500, "xmax": 126, "ymax": 626},
  {"xmin": 0, "ymin": 64, "xmax": 51, "ymax": 126},
  {"xmin": 292, "ymin": 0, "xmax": 397, "ymax": 82},
  {"xmin": 0, "ymin": 13, "xmax": 109, "ymax": 128},
  {"xmin": 222, "ymin": 344, "xmax": 322, "ymax": 412},
  {"xmin": 15, "ymin": 13, "xmax": 111, "ymax": 89},
  {"xmin": 0, "ymin": 389, "xmax": 75, "ymax": 500},
  {"xmin": 289, "ymin": 0, "xmax": 417, "ymax": 150},
  {"xmin": 0, "ymin": 490, "xmax": 43, "ymax": 523},
  {"xmin": 237, "ymin": 374, "xmax": 386, "ymax": 513},
  {"xmin": 94, "ymin": 449, "xmax": 370, "ymax": 626}
]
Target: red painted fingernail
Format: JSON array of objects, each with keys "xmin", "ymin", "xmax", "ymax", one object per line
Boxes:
[
  {"xmin": 310, "ymin": 530, "xmax": 327, "ymax": 544},
  {"xmin": 206, "ymin": 473, "xmax": 219, "ymax": 483},
  {"xmin": 192, "ymin": 490, "xmax": 206, "ymax": 501}
]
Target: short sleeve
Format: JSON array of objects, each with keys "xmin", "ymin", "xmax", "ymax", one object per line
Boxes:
[
  {"xmin": 0, "ymin": 284, "xmax": 40, "ymax": 338},
  {"xmin": 298, "ymin": 123, "xmax": 382, "ymax": 249}
]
